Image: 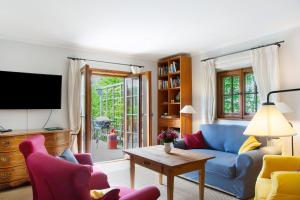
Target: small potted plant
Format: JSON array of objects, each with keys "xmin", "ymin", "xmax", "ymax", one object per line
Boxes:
[{"xmin": 158, "ymin": 129, "xmax": 178, "ymax": 153}]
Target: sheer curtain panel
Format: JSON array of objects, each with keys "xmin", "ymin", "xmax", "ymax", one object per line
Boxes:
[{"xmin": 199, "ymin": 59, "xmax": 216, "ymax": 124}]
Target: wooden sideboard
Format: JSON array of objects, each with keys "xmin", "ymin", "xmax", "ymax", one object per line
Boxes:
[{"xmin": 0, "ymin": 129, "xmax": 70, "ymax": 190}]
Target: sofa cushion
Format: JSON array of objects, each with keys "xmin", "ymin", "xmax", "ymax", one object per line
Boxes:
[
  {"xmin": 238, "ymin": 136, "xmax": 261, "ymax": 154},
  {"xmin": 200, "ymin": 124, "xmax": 248, "ymax": 154},
  {"xmin": 191, "ymin": 149, "xmax": 237, "ymax": 178},
  {"xmin": 184, "ymin": 131, "xmax": 208, "ymax": 149}
]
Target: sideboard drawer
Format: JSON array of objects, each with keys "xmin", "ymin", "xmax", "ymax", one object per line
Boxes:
[
  {"xmin": 44, "ymin": 132, "xmax": 69, "ymax": 147},
  {"xmin": 0, "ymin": 166, "xmax": 28, "ymax": 184},
  {"xmin": 47, "ymin": 145, "xmax": 68, "ymax": 156},
  {"xmin": 134, "ymin": 156, "xmax": 162, "ymax": 173},
  {"xmin": 0, "ymin": 152, "xmax": 25, "ymax": 168},
  {"xmin": 0, "ymin": 136, "xmax": 27, "ymax": 152}
]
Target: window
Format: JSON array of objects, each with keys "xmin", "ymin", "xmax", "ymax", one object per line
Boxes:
[{"xmin": 217, "ymin": 67, "xmax": 259, "ymax": 120}]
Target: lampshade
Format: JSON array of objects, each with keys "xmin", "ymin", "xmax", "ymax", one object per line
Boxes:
[
  {"xmin": 244, "ymin": 104, "xmax": 296, "ymax": 137},
  {"xmin": 180, "ymin": 105, "xmax": 196, "ymax": 114}
]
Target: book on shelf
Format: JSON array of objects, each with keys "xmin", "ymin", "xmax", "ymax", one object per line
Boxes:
[
  {"xmin": 159, "ymin": 65, "xmax": 168, "ymax": 76},
  {"xmin": 170, "ymin": 76, "xmax": 180, "ymax": 88},
  {"xmin": 158, "ymin": 80, "xmax": 168, "ymax": 90},
  {"xmin": 169, "ymin": 61, "xmax": 179, "ymax": 73}
]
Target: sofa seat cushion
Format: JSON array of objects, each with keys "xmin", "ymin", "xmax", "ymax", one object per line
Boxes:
[{"xmin": 191, "ymin": 149, "xmax": 237, "ymax": 178}]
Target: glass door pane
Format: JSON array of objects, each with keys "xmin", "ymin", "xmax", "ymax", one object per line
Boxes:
[{"xmin": 125, "ymin": 76, "xmax": 140, "ymax": 149}]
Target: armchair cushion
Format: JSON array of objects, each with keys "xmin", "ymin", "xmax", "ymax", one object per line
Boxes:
[
  {"xmin": 59, "ymin": 148, "xmax": 79, "ymax": 164},
  {"xmin": 90, "ymin": 188, "xmax": 120, "ymax": 200},
  {"xmin": 268, "ymin": 171, "xmax": 300, "ymax": 200}
]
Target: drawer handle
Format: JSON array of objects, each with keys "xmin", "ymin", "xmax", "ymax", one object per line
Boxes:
[
  {"xmin": 143, "ymin": 161, "xmax": 151, "ymax": 165},
  {"xmin": 0, "ymin": 172, "xmax": 11, "ymax": 179},
  {"xmin": 0, "ymin": 156, "xmax": 10, "ymax": 163},
  {"xmin": 1, "ymin": 141, "xmax": 10, "ymax": 147}
]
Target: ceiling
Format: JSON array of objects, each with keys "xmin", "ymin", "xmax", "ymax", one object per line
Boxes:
[{"xmin": 1, "ymin": 0, "xmax": 300, "ymax": 60}]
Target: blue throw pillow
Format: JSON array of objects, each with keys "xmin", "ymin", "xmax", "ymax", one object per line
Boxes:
[{"xmin": 59, "ymin": 148, "xmax": 79, "ymax": 164}]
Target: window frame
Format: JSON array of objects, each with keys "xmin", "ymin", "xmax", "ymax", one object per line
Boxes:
[{"xmin": 217, "ymin": 67, "xmax": 258, "ymax": 120}]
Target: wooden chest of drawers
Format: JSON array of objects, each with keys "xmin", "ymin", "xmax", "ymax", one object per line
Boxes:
[{"xmin": 0, "ymin": 129, "xmax": 70, "ymax": 190}]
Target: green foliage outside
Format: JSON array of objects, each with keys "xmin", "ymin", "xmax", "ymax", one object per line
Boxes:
[
  {"xmin": 91, "ymin": 76, "xmax": 125, "ymax": 136},
  {"xmin": 223, "ymin": 73, "xmax": 259, "ymax": 114}
]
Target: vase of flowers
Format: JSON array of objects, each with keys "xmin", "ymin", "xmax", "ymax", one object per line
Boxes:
[{"xmin": 158, "ymin": 129, "xmax": 178, "ymax": 153}]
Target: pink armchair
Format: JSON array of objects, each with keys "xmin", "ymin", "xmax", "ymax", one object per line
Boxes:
[
  {"xmin": 19, "ymin": 135, "xmax": 110, "ymax": 200},
  {"xmin": 20, "ymin": 135, "xmax": 160, "ymax": 200}
]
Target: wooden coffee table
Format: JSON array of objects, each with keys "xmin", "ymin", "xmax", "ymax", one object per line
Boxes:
[{"xmin": 123, "ymin": 146, "xmax": 214, "ymax": 200}]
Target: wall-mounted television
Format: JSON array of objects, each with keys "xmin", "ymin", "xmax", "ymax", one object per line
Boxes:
[{"xmin": 0, "ymin": 71, "xmax": 62, "ymax": 109}]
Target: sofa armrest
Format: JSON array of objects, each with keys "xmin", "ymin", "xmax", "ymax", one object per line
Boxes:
[
  {"xmin": 173, "ymin": 139, "xmax": 186, "ymax": 149},
  {"xmin": 120, "ymin": 186, "xmax": 160, "ymax": 200},
  {"xmin": 260, "ymin": 155, "xmax": 300, "ymax": 179},
  {"xmin": 268, "ymin": 171, "xmax": 300, "ymax": 199},
  {"xmin": 74, "ymin": 153, "xmax": 93, "ymax": 166},
  {"xmin": 236, "ymin": 149, "xmax": 265, "ymax": 178}
]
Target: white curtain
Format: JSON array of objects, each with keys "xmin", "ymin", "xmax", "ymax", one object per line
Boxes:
[
  {"xmin": 199, "ymin": 59, "xmax": 216, "ymax": 124},
  {"xmin": 251, "ymin": 45, "xmax": 280, "ymax": 103},
  {"xmin": 68, "ymin": 59, "xmax": 85, "ymax": 153}
]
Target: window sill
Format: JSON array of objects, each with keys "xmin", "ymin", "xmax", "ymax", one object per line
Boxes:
[{"xmin": 217, "ymin": 117, "xmax": 252, "ymax": 121}]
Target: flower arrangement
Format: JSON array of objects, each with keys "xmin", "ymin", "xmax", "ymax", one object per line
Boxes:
[{"xmin": 158, "ymin": 129, "xmax": 178, "ymax": 143}]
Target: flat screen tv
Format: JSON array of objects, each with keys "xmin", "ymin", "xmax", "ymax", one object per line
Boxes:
[{"xmin": 0, "ymin": 71, "xmax": 62, "ymax": 109}]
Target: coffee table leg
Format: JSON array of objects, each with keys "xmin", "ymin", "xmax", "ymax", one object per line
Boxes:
[
  {"xmin": 159, "ymin": 173, "xmax": 163, "ymax": 185},
  {"xmin": 130, "ymin": 156, "xmax": 135, "ymax": 189},
  {"xmin": 199, "ymin": 166, "xmax": 205, "ymax": 200},
  {"xmin": 167, "ymin": 175, "xmax": 174, "ymax": 200}
]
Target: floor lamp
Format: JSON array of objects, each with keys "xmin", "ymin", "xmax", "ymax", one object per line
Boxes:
[
  {"xmin": 275, "ymin": 102, "xmax": 295, "ymax": 155},
  {"xmin": 244, "ymin": 88, "xmax": 300, "ymax": 156},
  {"xmin": 180, "ymin": 105, "xmax": 196, "ymax": 135}
]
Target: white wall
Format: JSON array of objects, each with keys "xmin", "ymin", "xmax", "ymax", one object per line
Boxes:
[
  {"xmin": 192, "ymin": 26, "xmax": 300, "ymax": 155},
  {"xmin": 0, "ymin": 39, "xmax": 157, "ymax": 143}
]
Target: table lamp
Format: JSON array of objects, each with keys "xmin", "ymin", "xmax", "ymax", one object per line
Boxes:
[
  {"xmin": 244, "ymin": 88, "xmax": 300, "ymax": 155},
  {"xmin": 180, "ymin": 105, "xmax": 196, "ymax": 135}
]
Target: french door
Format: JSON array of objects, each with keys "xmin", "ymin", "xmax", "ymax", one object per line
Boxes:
[
  {"xmin": 124, "ymin": 71, "xmax": 152, "ymax": 149},
  {"xmin": 80, "ymin": 66, "xmax": 152, "ymax": 153}
]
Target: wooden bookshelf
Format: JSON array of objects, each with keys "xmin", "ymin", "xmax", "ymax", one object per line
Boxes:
[{"xmin": 157, "ymin": 54, "xmax": 192, "ymax": 140}]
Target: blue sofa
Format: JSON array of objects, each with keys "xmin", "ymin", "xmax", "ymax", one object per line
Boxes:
[{"xmin": 174, "ymin": 124, "xmax": 268, "ymax": 199}]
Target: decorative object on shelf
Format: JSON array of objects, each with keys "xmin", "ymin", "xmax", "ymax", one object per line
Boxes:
[
  {"xmin": 175, "ymin": 92, "xmax": 180, "ymax": 102},
  {"xmin": 244, "ymin": 88, "xmax": 300, "ymax": 156},
  {"xmin": 171, "ymin": 100, "xmax": 175, "ymax": 103},
  {"xmin": 180, "ymin": 105, "xmax": 196, "ymax": 135},
  {"xmin": 158, "ymin": 129, "xmax": 178, "ymax": 153}
]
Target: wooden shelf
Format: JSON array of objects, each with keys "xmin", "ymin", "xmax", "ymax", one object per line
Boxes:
[
  {"xmin": 169, "ymin": 87, "xmax": 180, "ymax": 90},
  {"xmin": 157, "ymin": 54, "xmax": 192, "ymax": 139},
  {"xmin": 169, "ymin": 71, "xmax": 180, "ymax": 75},
  {"xmin": 158, "ymin": 75, "xmax": 168, "ymax": 78}
]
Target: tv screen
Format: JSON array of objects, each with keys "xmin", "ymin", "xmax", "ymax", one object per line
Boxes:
[{"xmin": 0, "ymin": 71, "xmax": 62, "ymax": 109}]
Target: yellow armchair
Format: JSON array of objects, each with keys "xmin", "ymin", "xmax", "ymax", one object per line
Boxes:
[{"xmin": 255, "ymin": 155, "xmax": 300, "ymax": 200}]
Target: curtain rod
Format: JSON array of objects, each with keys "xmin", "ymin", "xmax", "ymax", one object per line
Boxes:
[
  {"xmin": 66, "ymin": 57, "xmax": 145, "ymax": 68},
  {"xmin": 201, "ymin": 40, "xmax": 284, "ymax": 62}
]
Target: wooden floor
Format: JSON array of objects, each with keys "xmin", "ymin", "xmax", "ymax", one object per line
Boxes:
[{"xmin": 0, "ymin": 160, "xmax": 251, "ymax": 200}]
